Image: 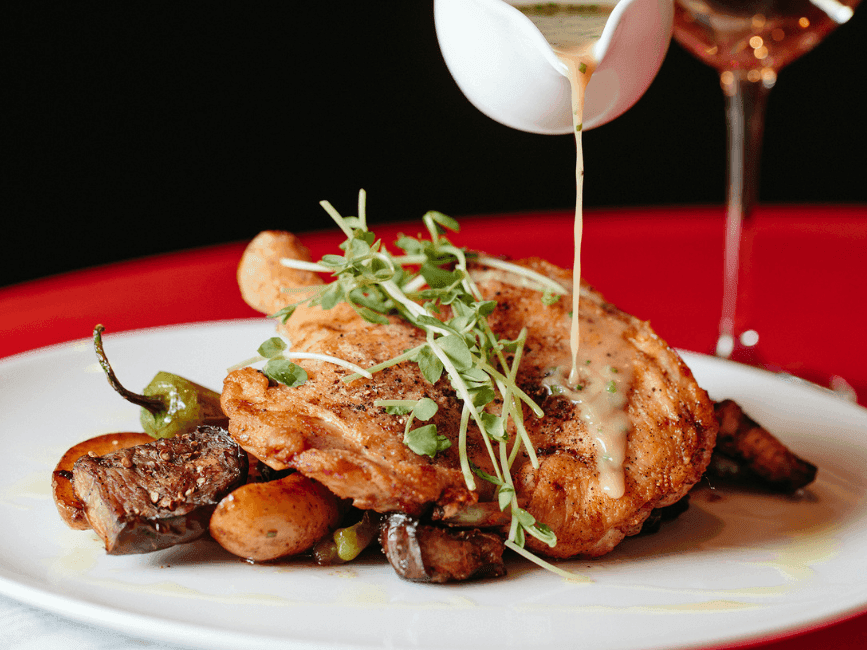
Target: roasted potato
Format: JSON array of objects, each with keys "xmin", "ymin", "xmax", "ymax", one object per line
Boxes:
[{"xmin": 210, "ymin": 473, "xmax": 341, "ymax": 561}]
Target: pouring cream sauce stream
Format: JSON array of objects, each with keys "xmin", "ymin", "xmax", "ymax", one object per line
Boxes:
[{"xmin": 516, "ymin": 4, "xmax": 628, "ymax": 497}]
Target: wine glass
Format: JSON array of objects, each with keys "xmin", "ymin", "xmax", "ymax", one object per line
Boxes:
[{"xmin": 672, "ymin": 0, "xmax": 860, "ymax": 362}]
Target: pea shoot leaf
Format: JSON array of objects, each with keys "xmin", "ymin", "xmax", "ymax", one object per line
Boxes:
[
  {"xmin": 413, "ymin": 346, "xmax": 444, "ymax": 384},
  {"xmin": 351, "ymin": 304, "xmax": 390, "ymax": 325},
  {"xmin": 420, "ymin": 261, "xmax": 461, "ymax": 289},
  {"xmin": 404, "ymin": 424, "xmax": 451, "ymax": 458},
  {"xmin": 497, "ymin": 484, "xmax": 515, "ymax": 511},
  {"xmin": 475, "ymin": 300, "xmax": 497, "ymax": 317},
  {"xmin": 426, "ymin": 210, "xmax": 460, "ymax": 233},
  {"xmin": 395, "ymin": 235, "xmax": 423, "ymax": 255},
  {"xmin": 469, "ymin": 385, "xmax": 496, "ymax": 408},
  {"xmin": 479, "ymin": 412, "xmax": 506, "ymax": 442},
  {"xmin": 319, "ymin": 283, "xmax": 344, "ymax": 311},
  {"xmin": 437, "ymin": 334, "xmax": 473, "ymax": 371},
  {"xmin": 412, "ymin": 397, "xmax": 439, "ymax": 421},
  {"xmin": 257, "ymin": 337, "xmax": 288, "ymax": 359},
  {"xmin": 460, "ymin": 367, "xmax": 491, "ymax": 387},
  {"xmin": 263, "ymin": 359, "xmax": 308, "ymax": 388},
  {"xmin": 347, "ymin": 237, "xmax": 370, "ymax": 258},
  {"xmin": 320, "ymin": 254, "xmax": 347, "ymax": 269},
  {"xmin": 270, "ymin": 304, "xmax": 296, "ymax": 323},
  {"xmin": 471, "ymin": 463, "xmax": 502, "ymax": 486}
]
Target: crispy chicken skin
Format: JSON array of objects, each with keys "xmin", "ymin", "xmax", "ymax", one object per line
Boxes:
[
  {"xmin": 222, "ymin": 358, "xmax": 477, "ymax": 517},
  {"xmin": 227, "ymin": 231, "xmax": 479, "ymax": 517},
  {"xmin": 473, "ymin": 259, "xmax": 717, "ymax": 557},
  {"xmin": 222, "ymin": 231, "xmax": 718, "ymax": 559}
]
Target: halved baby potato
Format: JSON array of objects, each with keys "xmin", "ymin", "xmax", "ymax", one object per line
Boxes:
[{"xmin": 210, "ymin": 473, "xmax": 341, "ymax": 561}]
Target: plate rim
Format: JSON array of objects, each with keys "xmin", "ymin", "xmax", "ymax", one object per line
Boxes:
[{"xmin": 2, "ymin": 319, "xmax": 866, "ymax": 650}]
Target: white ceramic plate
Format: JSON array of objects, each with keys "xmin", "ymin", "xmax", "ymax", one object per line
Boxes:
[{"xmin": 2, "ymin": 320, "xmax": 866, "ymax": 650}]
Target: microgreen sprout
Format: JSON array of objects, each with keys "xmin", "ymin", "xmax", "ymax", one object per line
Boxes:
[
  {"xmin": 267, "ymin": 190, "xmax": 572, "ymax": 563},
  {"xmin": 374, "ymin": 397, "xmax": 451, "ymax": 458},
  {"xmin": 473, "ymin": 255, "xmax": 568, "ymax": 296},
  {"xmin": 227, "ymin": 335, "xmax": 372, "ymax": 387},
  {"xmin": 541, "ymin": 288, "xmax": 562, "ymax": 306}
]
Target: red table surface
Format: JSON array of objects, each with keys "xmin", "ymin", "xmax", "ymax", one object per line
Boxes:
[
  {"xmin": 2, "ymin": 204, "xmax": 865, "ymax": 401},
  {"xmin": 1, "ymin": 204, "xmax": 866, "ymax": 649}
]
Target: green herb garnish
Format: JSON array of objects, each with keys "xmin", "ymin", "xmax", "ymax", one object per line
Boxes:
[
  {"xmin": 273, "ymin": 190, "xmax": 555, "ymax": 551},
  {"xmin": 541, "ymin": 288, "xmax": 562, "ymax": 305},
  {"xmin": 374, "ymin": 397, "xmax": 451, "ymax": 458},
  {"xmin": 227, "ymin": 335, "xmax": 371, "ymax": 387},
  {"xmin": 262, "ymin": 359, "xmax": 308, "ymax": 388}
]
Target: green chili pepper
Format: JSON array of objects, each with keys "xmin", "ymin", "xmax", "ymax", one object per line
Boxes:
[
  {"xmin": 93, "ymin": 324, "xmax": 226, "ymax": 439},
  {"xmin": 312, "ymin": 511, "xmax": 381, "ymax": 565}
]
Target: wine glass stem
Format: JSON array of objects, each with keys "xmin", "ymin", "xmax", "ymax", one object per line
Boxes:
[{"xmin": 716, "ymin": 73, "xmax": 771, "ymax": 359}]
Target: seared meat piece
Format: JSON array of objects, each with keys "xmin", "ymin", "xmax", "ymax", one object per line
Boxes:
[
  {"xmin": 709, "ymin": 399, "xmax": 817, "ymax": 492},
  {"xmin": 380, "ymin": 513, "xmax": 506, "ymax": 583},
  {"xmin": 224, "ymin": 231, "xmax": 717, "ymax": 560},
  {"xmin": 52, "ymin": 432, "xmax": 154, "ymax": 530},
  {"xmin": 72, "ymin": 426, "xmax": 248, "ymax": 554},
  {"xmin": 223, "ymin": 356, "xmax": 476, "ymax": 518},
  {"xmin": 470, "ymin": 258, "xmax": 716, "ymax": 557}
]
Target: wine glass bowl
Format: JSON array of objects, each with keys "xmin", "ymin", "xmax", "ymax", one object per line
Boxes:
[
  {"xmin": 670, "ymin": 0, "xmax": 860, "ymax": 367},
  {"xmin": 674, "ymin": 0, "xmax": 858, "ymax": 80}
]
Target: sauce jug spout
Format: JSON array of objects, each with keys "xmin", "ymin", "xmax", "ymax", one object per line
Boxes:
[{"xmin": 434, "ymin": 0, "xmax": 674, "ymax": 134}]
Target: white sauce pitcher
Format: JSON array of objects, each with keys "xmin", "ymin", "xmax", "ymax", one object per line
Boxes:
[{"xmin": 434, "ymin": 0, "xmax": 674, "ymax": 133}]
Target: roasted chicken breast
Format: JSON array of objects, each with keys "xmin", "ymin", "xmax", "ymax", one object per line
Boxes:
[{"xmin": 221, "ymin": 231, "xmax": 717, "ymax": 559}]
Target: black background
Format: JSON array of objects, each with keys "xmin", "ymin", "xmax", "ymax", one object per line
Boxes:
[{"xmin": 3, "ymin": 1, "xmax": 866, "ymax": 288}]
